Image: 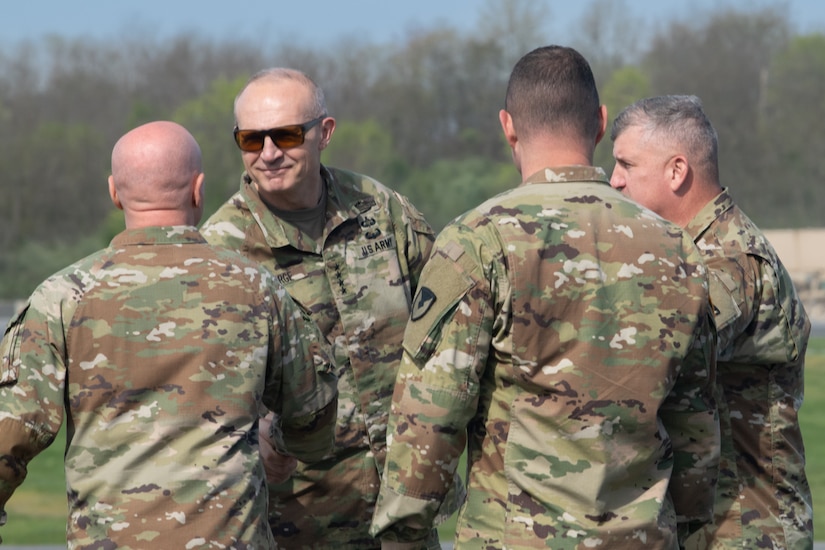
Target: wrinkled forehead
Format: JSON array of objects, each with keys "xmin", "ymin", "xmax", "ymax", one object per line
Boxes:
[
  {"xmin": 619, "ymin": 123, "xmax": 673, "ymax": 152},
  {"xmin": 235, "ymin": 79, "xmax": 314, "ymax": 129}
]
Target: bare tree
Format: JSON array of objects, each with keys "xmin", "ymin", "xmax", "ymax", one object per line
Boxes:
[
  {"xmin": 477, "ymin": 0, "xmax": 551, "ymax": 67},
  {"xmin": 643, "ymin": 7, "xmax": 790, "ymax": 225}
]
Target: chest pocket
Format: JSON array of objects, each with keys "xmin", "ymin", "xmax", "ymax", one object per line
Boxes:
[{"xmin": 1, "ymin": 303, "xmax": 29, "ymax": 386}]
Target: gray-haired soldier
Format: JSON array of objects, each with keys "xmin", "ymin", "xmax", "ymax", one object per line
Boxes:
[{"xmin": 611, "ymin": 94, "xmax": 812, "ymax": 549}]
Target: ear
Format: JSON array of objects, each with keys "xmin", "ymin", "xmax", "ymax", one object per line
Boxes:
[
  {"xmin": 667, "ymin": 155, "xmax": 689, "ymax": 192},
  {"xmin": 318, "ymin": 116, "xmax": 336, "ymax": 151},
  {"xmin": 499, "ymin": 109, "xmax": 517, "ymax": 148},
  {"xmin": 192, "ymin": 172, "xmax": 206, "ymax": 225},
  {"xmin": 595, "ymin": 105, "xmax": 608, "ymax": 145},
  {"xmin": 108, "ymin": 176, "xmax": 123, "ymax": 210},
  {"xmin": 192, "ymin": 172, "xmax": 205, "ymax": 208}
]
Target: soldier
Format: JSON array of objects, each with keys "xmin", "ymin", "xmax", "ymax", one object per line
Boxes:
[
  {"xmin": 201, "ymin": 68, "xmax": 458, "ymax": 549},
  {"xmin": 610, "ymin": 94, "xmax": 812, "ymax": 549},
  {"xmin": 0, "ymin": 121, "xmax": 338, "ymax": 548},
  {"xmin": 369, "ymin": 45, "xmax": 719, "ymax": 549}
]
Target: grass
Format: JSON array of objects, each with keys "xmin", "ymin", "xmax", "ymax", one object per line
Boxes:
[
  {"xmin": 3, "ymin": 338, "xmax": 825, "ymax": 544},
  {"xmin": 1, "ymin": 425, "xmax": 68, "ymax": 543},
  {"xmin": 801, "ymin": 337, "xmax": 825, "ymax": 540}
]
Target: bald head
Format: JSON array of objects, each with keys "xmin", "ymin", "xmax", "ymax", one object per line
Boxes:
[
  {"xmin": 109, "ymin": 121, "xmax": 205, "ymax": 228},
  {"xmin": 234, "ymin": 68, "xmax": 326, "ymax": 122}
]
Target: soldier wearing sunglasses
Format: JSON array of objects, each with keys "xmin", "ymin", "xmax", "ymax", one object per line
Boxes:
[{"xmin": 201, "ymin": 68, "xmax": 460, "ymax": 549}]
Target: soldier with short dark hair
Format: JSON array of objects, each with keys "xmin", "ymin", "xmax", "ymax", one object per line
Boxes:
[
  {"xmin": 370, "ymin": 45, "xmax": 720, "ymax": 549},
  {"xmin": 0, "ymin": 120, "xmax": 338, "ymax": 547},
  {"xmin": 611, "ymin": 94, "xmax": 812, "ymax": 549}
]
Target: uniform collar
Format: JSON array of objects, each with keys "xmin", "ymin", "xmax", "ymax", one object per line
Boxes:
[
  {"xmin": 685, "ymin": 188, "xmax": 735, "ymax": 240},
  {"xmin": 110, "ymin": 226, "xmax": 204, "ymax": 247},
  {"xmin": 521, "ymin": 165, "xmax": 609, "ymax": 186}
]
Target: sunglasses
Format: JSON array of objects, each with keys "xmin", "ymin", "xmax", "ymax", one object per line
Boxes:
[{"xmin": 233, "ymin": 115, "xmax": 325, "ymax": 152}]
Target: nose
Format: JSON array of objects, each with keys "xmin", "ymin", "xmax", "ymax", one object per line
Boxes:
[
  {"xmin": 260, "ymin": 136, "xmax": 284, "ymax": 160},
  {"xmin": 609, "ymin": 169, "xmax": 624, "ymax": 189}
]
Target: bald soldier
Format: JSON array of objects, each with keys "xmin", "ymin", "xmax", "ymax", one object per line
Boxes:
[
  {"xmin": 0, "ymin": 121, "xmax": 338, "ymax": 548},
  {"xmin": 370, "ymin": 46, "xmax": 719, "ymax": 549}
]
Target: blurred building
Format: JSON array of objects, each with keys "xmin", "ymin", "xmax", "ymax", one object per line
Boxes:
[{"xmin": 764, "ymin": 229, "xmax": 825, "ymax": 329}]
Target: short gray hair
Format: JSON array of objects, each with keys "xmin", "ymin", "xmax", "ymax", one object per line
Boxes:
[
  {"xmin": 234, "ymin": 67, "xmax": 327, "ymax": 121},
  {"xmin": 611, "ymin": 95, "xmax": 719, "ymax": 180}
]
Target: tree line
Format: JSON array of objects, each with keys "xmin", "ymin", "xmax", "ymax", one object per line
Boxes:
[{"xmin": 1, "ymin": 0, "xmax": 823, "ymax": 298}]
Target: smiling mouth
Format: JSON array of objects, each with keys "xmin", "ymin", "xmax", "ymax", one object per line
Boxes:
[{"xmin": 261, "ymin": 166, "xmax": 289, "ymax": 176}]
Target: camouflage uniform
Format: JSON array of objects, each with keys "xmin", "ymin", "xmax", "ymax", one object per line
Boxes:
[
  {"xmin": 682, "ymin": 188, "xmax": 812, "ymax": 550},
  {"xmin": 0, "ymin": 226, "xmax": 338, "ymax": 549},
  {"xmin": 370, "ymin": 166, "xmax": 720, "ymax": 549},
  {"xmin": 202, "ymin": 166, "xmax": 454, "ymax": 549}
]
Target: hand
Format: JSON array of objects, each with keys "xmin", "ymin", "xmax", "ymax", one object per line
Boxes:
[{"xmin": 258, "ymin": 415, "xmax": 298, "ymax": 484}]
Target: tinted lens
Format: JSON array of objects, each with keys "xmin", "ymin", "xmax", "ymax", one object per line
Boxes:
[
  {"xmin": 270, "ymin": 126, "xmax": 305, "ymax": 148},
  {"xmin": 234, "ymin": 130, "xmax": 266, "ymax": 152},
  {"xmin": 234, "ymin": 126, "xmax": 305, "ymax": 152},
  {"xmin": 233, "ymin": 116, "xmax": 323, "ymax": 152}
]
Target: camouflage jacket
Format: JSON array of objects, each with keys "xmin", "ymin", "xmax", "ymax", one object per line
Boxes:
[
  {"xmin": 370, "ymin": 166, "xmax": 720, "ymax": 549},
  {"xmin": 0, "ymin": 226, "xmax": 337, "ymax": 549},
  {"xmin": 201, "ymin": 166, "xmax": 445, "ymax": 548},
  {"xmin": 683, "ymin": 188, "xmax": 812, "ymax": 550}
]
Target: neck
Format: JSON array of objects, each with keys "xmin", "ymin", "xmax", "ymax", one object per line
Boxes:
[
  {"xmin": 516, "ymin": 139, "xmax": 594, "ymax": 180},
  {"xmin": 124, "ymin": 210, "xmax": 196, "ymax": 228},
  {"xmin": 670, "ymin": 180, "xmax": 723, "ymax": 228},
  {"xmin": 258, "ymin": 176, "xmax": 324, "ymax": 211}
]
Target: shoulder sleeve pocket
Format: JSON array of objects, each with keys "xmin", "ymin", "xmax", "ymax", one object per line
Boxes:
[
  {"xmin": 707, "ymin": 269, "xmax": 741, "ymax": 332},
  {"xmin": 403, "ymin": 244, "xmax": 477, "ymax": 362},
  {"xmin": 1, "ymin": 303, "xmax": 29, "ymax": 386}
]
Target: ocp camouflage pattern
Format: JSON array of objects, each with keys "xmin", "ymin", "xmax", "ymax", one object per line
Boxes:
[
  {"xmin": 370, "ymin": 166, "xmax": 720, "ymax": 549},
  {"xmin": 0, "ymin": 226, "xmax": 338, "ymax": 549},
  {"xmin": 202, "ymin": 166, "xmax": 458, "ymax": 549},
  {"xmin": 682, "ymin": 188, "xmax": 812, "ymax": 550}
]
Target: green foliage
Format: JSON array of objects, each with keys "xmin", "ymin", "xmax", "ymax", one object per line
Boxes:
[
  {"xmin": 638, "ymin": 6, "xmax": 795, "ymax": 228},
  {"xmin": 172, "ymin": 76, "xmax": 248, "ymax": 218},
  {"xmin": 324, "ymin": 118, "xmax": 411, "ymax": 185},
  {"xmin": 757, "ymin": 34, "xmax": 825, "ymax": 226},
  {"xmin": 100, "ymin": 208, "xmax": 127, "ymax": 244},
  {"xmin": 0, "ymin": 233, "xmax": 106, "ymax": 299},
  {"xmin": 596, "ymin": 66, "xmax": 652, "ymax": 170},
  {"xmin": 0, "ymin": 121, "xmax": 109, "ymax": 251},
  {"xmin": 126, "ymin": 99, "xmax": 169, "ymax": 130},
  {"xmin": 395, "ymin": 157, "xmax": 515, "ymax": 232}
]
